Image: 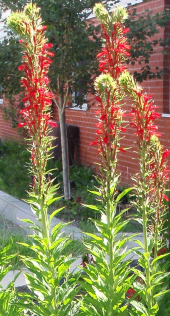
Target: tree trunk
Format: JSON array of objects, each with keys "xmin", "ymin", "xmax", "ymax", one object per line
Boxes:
[{"xmin": 58, "ymin": 102, "xmax": 71, "ymax": 200}]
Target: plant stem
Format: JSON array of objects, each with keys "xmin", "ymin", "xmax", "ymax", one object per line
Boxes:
[{"xmin": 141, "ymin": 143, "xmax": 152, "ymax": 315}]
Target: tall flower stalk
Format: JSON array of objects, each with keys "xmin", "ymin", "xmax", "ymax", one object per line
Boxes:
[
  {"xmin": 80, "ymin": 5, "xmax": 133, "ymax": 316},
  {"xmin": 8, "ymin": 4, "xmax": 57, "ymax": 239},
  {"xmin": 7, "ymin": 4, "xmax": 78, "ymax": 315},
  {"xmin": 120, "ymin": 71, "xmax": 170, "ymax": 316}
]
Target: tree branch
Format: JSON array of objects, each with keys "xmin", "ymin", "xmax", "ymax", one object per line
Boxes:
[{"xmin": 63, "ymin": 83, "xmax": 70, "ymax": 113}]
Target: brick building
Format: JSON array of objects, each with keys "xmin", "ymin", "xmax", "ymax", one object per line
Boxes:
[{"xmin": 0, "ymin": 0, "xmax": 170, "ymax": 185}]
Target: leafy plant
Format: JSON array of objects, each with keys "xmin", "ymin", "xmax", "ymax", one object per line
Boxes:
[
  {"xmin": 120, "ymin": 69, "xmax": 170, "ymax": 316},
  {"xmin": 0, "ymin": 3, "xmax": 169, "ymax": 315},
  {"xmin": 7, "ymin": 4, "xmax": 80, "ymax": 314},
  {"xmin": 0, "ymin": 141, "xmax": 30, "ymax": 199},
  {"xmin": 0, "ymin": 240, "xmax": 28, "ymax": 315},
  {"xmin": 79, "ymin": 5, "xmax": 134, "ymax": 315}
]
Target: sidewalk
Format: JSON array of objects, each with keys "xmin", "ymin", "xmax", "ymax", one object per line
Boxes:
[
  {"xmin": 0, "ymin": 190, "xmax": 144, "ymax": 289},
  {"xmin": 0, "ymin": 190, "xmax": 82, "ymax": 239}
]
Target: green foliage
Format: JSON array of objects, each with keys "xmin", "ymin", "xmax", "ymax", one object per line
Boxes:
[
  {"xmin": 0, "ymin": 3, "xmax": 169, "ymax": 314},
  {"xmin": 0, "ymin": 0, "xmax": 100, "ymax": 109},
  {"xmin": 0, "ymin": 232, "xmax": 35, "ymax": 269},
  {"xmin": 0, "ymin": 141, "xmax": 30, "ymax": 199},
  {"xmin": 0, "ymin": 240, "xmax": 27, "ymax": 315},
  {"xmin": 78, "ymin": 5, "xmax": 134, "ymax": 315},
  {"xmin": 125, "ymin": 8, "xmax": 170, "ymax": 82},
  {"xmin": 0, "ymin": 140, "xmax": 100, "ymax": 222},
  {"xmin": 80, "ymin": 194, "xmax": 133, "ymax": 316},
  {"xmin": 4, "ymin": 4, "xmax": 81, "ymax": 314},
  {"xmin": 120, "ymin": 65, "xmax": 170, "ymax": 316},
  {"xmin": 49, "ymin": 163, "xmax": 100, "ymax": 223},
  {"xmin": 18, "ymin": 221, "xmax": 80, "ymax": 315}
]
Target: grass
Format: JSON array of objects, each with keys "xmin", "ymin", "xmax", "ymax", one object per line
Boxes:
[
  {"xmin": 0, "ymin": 141, "xmax": 30, "ymax": 199},
  {"xmin": 0, "ymin": 214, "xmax": 87, "ymax": 269},
  {"xmin": 0, "ymin": 232, "xmax": 87, "ymax": 269}
]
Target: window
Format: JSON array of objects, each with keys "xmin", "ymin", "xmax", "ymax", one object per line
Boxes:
[
  {"xmin": 71, "ymin": 88, "xmax": 87, "ymax": 111},
  {"xmin": 69, "ymin": 61, "xmax": 88, "ymax": 111},
  {"xmin": 0, "ymin": 85, "xmax": 3, "ymax": 105}
]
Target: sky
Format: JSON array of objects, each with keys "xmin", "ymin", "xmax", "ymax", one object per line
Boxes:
[{"xmin": 88, "ymin": 0, "xmax": 143, "ymax": 19}]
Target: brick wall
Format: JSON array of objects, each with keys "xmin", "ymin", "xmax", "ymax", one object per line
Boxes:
[
  {"xmin": 0, "ymin": 0, "xmax": 170, "ymax": 186},
  {"xmin": 0, "ymin": 97, "xmax": 21, "ymax": 142},
  {"xmin": 53, "ymin": 0, "xmax": 170, "ymax": 185}
]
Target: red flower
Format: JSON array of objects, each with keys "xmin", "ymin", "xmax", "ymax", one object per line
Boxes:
[
  {"xmin": 18, "ymin": 65, "xmax": 25, "ymax": 71},
  {"xmin": 95, "ymin": 96, "xmax": 102, "ymax": 103},
  {"xmin": 49, "ymin": 120, "xmax": 57, "ymax": 127},
  {"xmin": 18, "ymin": 122, "xmax": 26, "ymax": 128},
  {"xmin": 162, "ymin": 194, "xmax": 169, "ymax": 202},
  {"xmin": 46, "ymin": 51, "xmax": 55, "ymax": 57},
  {"xmin": 90, "ymin": 140, "xmax": 98, "ymax": 146},
  {"xmin": 103, "ymin": 136, "xmax": 109, "ymax": 144},
  {"xmin": 100, "ymin": 114, "xmax": 107, "ymax": 121},
  {"xmin": 122, "ymin": 28, "xmax": 130, "ymax": 34},
  {"xmin": 127, "ymin": 288, "xmax": 136, "ymax": 299},
  {"xmin": 42, "ymin": 25, "xmax": 47, "ymax": 31},
  {"xmin": 44, "ymin": 43, "xmax": 53, "ymax": 48},
  {"xmin": 119, "ymin": 148, "xmax": 126, "ymax": 153},
  {"xmin": 91, "ymin": 10, "xmax": 129, "ymax": 173},
  {"xmin": 161, "ymin": 149, "xmax": 170, "ymax": 166}
]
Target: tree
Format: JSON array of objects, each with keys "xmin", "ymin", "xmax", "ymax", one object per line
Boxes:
[
  {"xmin": 0, "ymin": 0, "xmax": 169, "ymax": 198},
  {"xmin": 125, "ymin": 6, "xmax": 170, "ymax": 82},
  {"xmin": 0, "ymin": 0, "xmax": 101, "ymax": 199}
]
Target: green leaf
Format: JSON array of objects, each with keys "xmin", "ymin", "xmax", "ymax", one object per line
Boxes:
[
  {"xmin": 46, "ymin": 196, "xmax": 62, "ymax": 206},
  {"xmin": 83, "ymin": 204, "xmax": 101, "ymax": 212},
  {"xmin": 88, "ymin": 190, "xmax": 101, "ymax": 196},
  {"xmin": 49, "ymin": 206, "xmax": 65, "ymax": 221},
  {"xmin": 151, "ymin": 272, "xmax": 170, "ymax": 284},
  {"xmin": 50, "ymin": 237, "xmax": 69, "ymax": 250},
  {"xmin": 154, "ymin": 289, "xmax": 170, "ymax": 298},
  {"xmin": 115, "ymin": 187, "xmax": 133, "ymax": 203},
  {"xmin": 83, "ymin": 232, "xmax": 102, "ymax": 241},
  {"xmin": 93, "ymin": 286, "xmax": 108, "ymax": 302},
  {"xmin": 152, "ymin": 253, "xmax": 170, "ymax": 265},
  {"xmin": 131, "ymin": 300, "xmax": 149, "ymax": 316}
]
